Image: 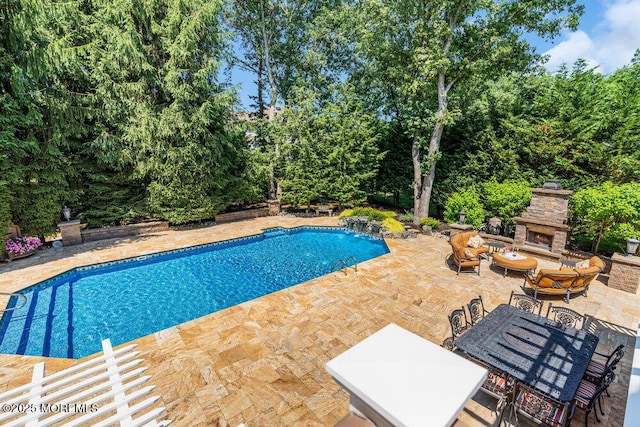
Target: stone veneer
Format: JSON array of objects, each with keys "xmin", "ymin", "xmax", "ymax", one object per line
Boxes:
[
  {"xmin": 513, "ymin": 188, "xmax": 572, "ymax": 255},
  {"xmin": 608, "ymin": 252, "xmax": 640, "ymax": 294}
]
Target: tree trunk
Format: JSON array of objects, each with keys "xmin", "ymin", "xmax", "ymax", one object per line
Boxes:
[
  {"xmin": 412, "ymin": 131, "xmax": 423, "ymax": 224},
  {"xmin": 256, "ymin": 57, "xmax": 265, "ymax": 116},
  {"xmin": 412, "ymin": 71, "xmax": 448, "ymax": 225}
]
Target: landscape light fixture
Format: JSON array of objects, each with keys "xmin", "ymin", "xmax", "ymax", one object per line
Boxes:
[
  {"xmin": 626, "ymin": 236, "xmax": 640, "ymax": 257},
  {"xmin": 62, "ymin": 206, "xmax": 71, "ymax": 222},
  {"xmin": 459, "ymin": 210, "xmax": 466, "ymax": 225}
]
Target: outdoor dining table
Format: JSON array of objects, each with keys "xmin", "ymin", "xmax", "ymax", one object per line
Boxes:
[
  {"xmin": 326, "ymin": 323, "xmax": 488, "ymax": 427},
  {"xmin": 454, "ymin": 304, "xmax": 599, "ymax": 402}
]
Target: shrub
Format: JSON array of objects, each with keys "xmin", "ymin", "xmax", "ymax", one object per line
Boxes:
[
  {"xmin": 338, "ymin": 209, "xmax": 354, "ymax": 219},
  {"xmin": 339, "ymin": 207, "xmax": 396, "ymax": 221},
  {"xmin": 382, "ymin": 218, "xmax": 405, "ymax": 232},
  {"xmin": 420, "ymin": 217, "xmax": 440, "ymax": 230},
  {"xmin": 398, "ymin": 211, "xmax": 414, "ymax": 222},
  {"xmin": 443, "ymin": 186, "xmax": 486, "ymax": 229},
  {"xmin": 483, "ymin": 179, "xmax": 532, "ymax": 227},
  {"xmin": 571, "ymin": 182, "xmax": 640, "ymax": 253}
]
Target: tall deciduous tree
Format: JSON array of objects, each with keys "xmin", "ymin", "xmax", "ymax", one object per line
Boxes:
[
  {"xmin": 350, "ymin": 0, "xmax": 583, "ymax": 224},
  {"xmin": 225, "ymin": 0, "xmax": 342, "ymax": 199}
]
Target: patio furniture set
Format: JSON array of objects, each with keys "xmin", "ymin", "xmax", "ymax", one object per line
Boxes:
[
  {"xmin": 326, "ymin": 293, "xmax": 623, "ymax": 427},
  {"xmin": 446, "ymin": 294, "xmax": 624, "ymax": 427},
  {"xmin": 450, "ymin": 231, "xmax": 604, "ymax": 304}
]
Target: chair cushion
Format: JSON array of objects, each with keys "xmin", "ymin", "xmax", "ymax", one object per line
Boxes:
[
  {"xmin": 463, "ymin": 248, "xmax": 475, "ymax": 258},
  {"xmin": 533, "ymin": 269, "xmax": 578, "ymax": 289},
  {"xmin": 575, "ymin": 259, "xmax": 590, "ymax": 269},
  {"xmin": 574, "ymin": 257, "xmax": 603, "ymax": 274},
  {"xmin": 586, "ymin": 359, "xmax": 607, "ymax": 376},
  {"xmin": 516, "ymin": 390, "xmax": 569, "ymax": 427},
  {"xmin": 573, "ymin": 380, "xmax": 597, "ymax": 410},
  {"xmin": 483, "ymin": 372, "xmax": 507, "ymax": 395},
  {"xmin": 467, "ymin": 235, "xmax": 485, "ymax": 248}
]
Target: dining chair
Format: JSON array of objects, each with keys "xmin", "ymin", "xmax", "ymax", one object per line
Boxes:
[
  {"xmin": 448, "ymin": 307, "xmax": 470, "ymax": 341},
  {"xmin": 584, "ymin": 344, "xmax": 624, "ymax": 388},
  {"xmin": 508, "ymin": 291, "xmax": 543, "ymax": 315},
  {"xmin": 441, "ymin": 336, "xmax": 456, "ymax": 351},
  {"xmin": 464, "ymin": 354, "xmax": 513, "ymax": 422},
  {"xmin": 512, "ymin": 381, "xmax": 575, "ymax": 426},
  {"xmin": 467, "ymin": 295, "xmax": 489, "ymax": 325},
  {"xmin": 572, "ymin": 370, "xmax": 615, "ymax": 427},
  {"xmin": 546, "ymin": 304, "xmax": 585, "ymax": 329}
]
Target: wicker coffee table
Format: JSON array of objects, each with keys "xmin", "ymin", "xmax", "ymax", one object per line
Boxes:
[{"xmin": 492, "ymin": 252, "xmax": 538, "ymax": 277}]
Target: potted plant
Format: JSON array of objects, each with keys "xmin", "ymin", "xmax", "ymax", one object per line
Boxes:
[{"xmin": 5, "ymin": 236, "xmax": 43, "ymax": 260}]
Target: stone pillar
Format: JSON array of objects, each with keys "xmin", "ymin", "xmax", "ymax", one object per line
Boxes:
[
  {"xmin": 449, "ymin": 223, "xmax": 473, "ymax": 238},
  {"xmin": 58, "ymin": 220, "xmax": 83, "ymax": 246},
  {"xmin": 266, "ymin": 199, "xmax": 281, "ymax": 216},
  {"xmin": 608, "ymin": 252, "xmax": 640, "ymax": 294}
]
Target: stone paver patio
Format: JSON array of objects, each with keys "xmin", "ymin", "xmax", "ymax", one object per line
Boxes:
[{"xmin": 1, "ymin": 216, "xmax": 638, "ymax": 426}]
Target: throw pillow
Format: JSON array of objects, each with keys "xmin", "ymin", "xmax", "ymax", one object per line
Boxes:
[
  {"xmin": 463, "ymin": 248, "xmax": 475, "ymax": 258},
  {"xmin": 575, "ymin": 260, "xmax": 590, "ymax": 269},
  {"xmin": 467, "ymin": 235, "xmax": 485, "ymax": 249}
]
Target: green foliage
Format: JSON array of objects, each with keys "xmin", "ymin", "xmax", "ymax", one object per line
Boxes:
[
  {"xmin": 347, "ymin": 0, "xmax": 583, "ymax": 221},
  {"xmin": 339, "ymin": 207, "xmax": 396, "ymax": 221},
  {"xmin": 277, "ymin": 84, "xmax": 382, "ymax": 208},
  {"xmin": 419, "ymin": 217, "xmax": 440, "ymax": 230},
  {"xmin": 398, "ymin": 212, "xmax": 414, "ymax": 222},
  {"xmin": 570, "ymin": 182, "xmax": 640, "ymax": 253},
  {"xmin": 443, "ymin": 187, "xmax": 486, "ymax": 229},
  {"xmin": 382, "ymin": 218, "xmax": 405, "ymax": 233},
  {"xmin": 482, "ymin": 179, "xmax": 532, "ymax": 226},
  {"xmin": 338, "ymin": 209, "xmax": 354, "ymax": 219}
]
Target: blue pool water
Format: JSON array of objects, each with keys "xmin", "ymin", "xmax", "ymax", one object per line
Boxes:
[{"xmin": 0, "ymin": 227, "xmax": 388, "ymax": 359}]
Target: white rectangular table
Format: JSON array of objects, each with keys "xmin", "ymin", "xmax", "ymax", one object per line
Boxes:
[{"xmin": 326, "ymin": 324, "xmax": 488, "ymax": 427}]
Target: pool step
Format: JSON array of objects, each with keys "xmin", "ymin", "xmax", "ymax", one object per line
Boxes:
[
  {"xmin": 0, "ymin": 283, "xmax": 74, "ymax": 358},
  {"xmin": 263, "ymin": 228, "xmax": 288, "ymax": 238}
]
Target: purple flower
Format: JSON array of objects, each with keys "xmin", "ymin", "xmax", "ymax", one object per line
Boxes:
[{"xmin": 5, "ymin": 237, "xmax": 42, "ymax": 255}]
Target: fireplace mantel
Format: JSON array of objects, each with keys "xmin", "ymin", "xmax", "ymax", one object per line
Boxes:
[{"xmin": 513, "ymin": 217, "xmax": 570, "ymax": 231}]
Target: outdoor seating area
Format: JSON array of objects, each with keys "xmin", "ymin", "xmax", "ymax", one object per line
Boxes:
[
  {"xmin": 0, "ymin": 216, "xmax": 638, "ymax": 427},
  {"xmin": 445, "ymin": 296, "xmax": 622, "ymax": 427}
]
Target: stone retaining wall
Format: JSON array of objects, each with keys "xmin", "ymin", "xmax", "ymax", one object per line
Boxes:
[
  {"xmin": 215, "ymin": 208, "xmax": 269, "ymax": 223},
  {"xmin": 81, "ymin": 221, "xmax": 169, "ymax": 243}
]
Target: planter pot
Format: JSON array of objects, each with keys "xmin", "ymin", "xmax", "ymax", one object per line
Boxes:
[{"xmin": 7, "ymin": 249, "xmax": 36, "ymax": 260}]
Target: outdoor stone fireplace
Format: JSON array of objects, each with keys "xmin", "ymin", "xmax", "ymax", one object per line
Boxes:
[{"xmin": 513, "ymin": 186, "xmax": 572, "ymax": 256}]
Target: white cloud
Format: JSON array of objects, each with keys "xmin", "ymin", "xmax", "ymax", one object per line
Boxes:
[
  {"xmin": 542, "ymin": 31, "xmax": 599, "ymax": 72},
  {"xmin": 542, "ymin": 0, "xmax": 640, "ymax": 73}
]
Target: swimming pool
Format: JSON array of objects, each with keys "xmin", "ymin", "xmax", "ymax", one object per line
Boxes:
[{"xmin": 0, "ymin": 227, "xmax": 388, "ymax": 359}]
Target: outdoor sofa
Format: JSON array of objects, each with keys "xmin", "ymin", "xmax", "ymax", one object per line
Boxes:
[{"xmin": 523, "ymin": 256, "xmax": 604, "ymax": 303}]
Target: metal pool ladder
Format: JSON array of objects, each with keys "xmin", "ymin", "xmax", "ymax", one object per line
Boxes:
[
  {"xmin": 0, "ymin": 292, "xmax": 27, "ymax": 313},
  {"xmin": 331, "ymin": 256, "xmax": 358, "ymax": 275}
]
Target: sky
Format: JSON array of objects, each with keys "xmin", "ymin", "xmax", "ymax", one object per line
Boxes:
[
  {"xmin": 537, "ymin": 0, "xmax": 640, "ymax": 74},
  {"xmin": 231, "ymin": 0, "xmax": 640, "ymax": 109}
]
